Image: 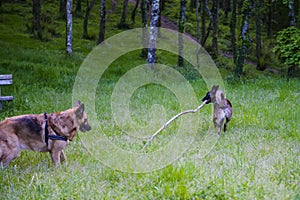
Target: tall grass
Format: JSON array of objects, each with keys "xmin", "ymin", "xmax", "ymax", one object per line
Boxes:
[{"xmin": 1, "ymin": 1, "xmax": 300, "ymax": 199}]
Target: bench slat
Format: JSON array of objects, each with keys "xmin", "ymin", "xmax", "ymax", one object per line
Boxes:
[
  {"xmin": 0, "ymin": 96, "xmax": 14, "ymax": 101},
  {"xmin": 0, "ymin": 74, "xmax": 13, "ymax": 110},
  {"xmin": 0, "ymin": 74, "xmax": 12, "ymax": 80},
  {"xmin": 0, "ymin": 79, "xmax": 13, "ymax": 85}
]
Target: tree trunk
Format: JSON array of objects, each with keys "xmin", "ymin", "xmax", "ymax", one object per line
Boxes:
[
  {"xmin": 224, "ymin": 0, "xmax": 230, "ymax": 18},
  {"xmin": 147, "ymin": 0, "xmax": 160, "ymax": 69},
  {"xmin": 75, "ymin": 0, "xmax": 82, "ymax": 15},
  {"xmin": 161, "ymin": 0, "xmax": 166, "ymax": 10},
  {"xmin": 211, "ymin": 0, "xmax": 219, "ymax": 58},
  {"xmin": 230, "ymin": 0, "xmax": 237, "ymax": 65},
  {"xmin": 158, "ymin": 0, "xmax": 162, "ymax": 30},
  {"xmin": 267, "ymin": 0, "xmax": 273, "ymax": 37},
  {"xmin": 289, "ymin": 0, "xmax": 295, "ymax": 26},
  {"xmin": 255, "ymin": 0, "xmax": 264, "ymax": 70},
  {"xmin": 66, "ymin": 0, "xmax": 73, "ymax": 54},
  {"xmin": 131, "ymin": 0, "xmax": 140, "ymax": 23},
  {"xmin": 287, "ymin": 65, "xmax": 296, "ymax": 80},
  {"xmin": 178, "ymin": 0, "xmax": 186, "ymax": 67},
  {"xmin": 141, "ymin": 0, "xmax": 149, "ymax": 58},
  {"xmin": 196, "ymin": 0, "xmax": 200, "ymax": 65},
  {"xmin": 196, "ymin": 0, "xmax": 200, "ymax": 42},
  {"xmin": 190, "ymin": 0, "xmax": 197, "ymax": 10},
  {"xmin": 234, "ymin": 0, "xmax": 252, "ymax": 78},
  {"xmin": 60, "ymin": 0, "xmax": 66, "ymax": 18},
  {"xmin": 119, "ymin": 0, "xmax": 129, "ymax": 27},
  {"xmin": 296, "ymin": 1, "xmax": 300, "ymax": 28},
  {"xmin": 108, "ymin": 0, "xmax": 117, "ymax": 13},
  {"xmin": 287, "ymin": 0, "xmax": 295, "ymax": 78},
  {"xmin": 204, "ymin": 0, "xmax": 214, "ymax": 48},
  {"xmin": 204, "ymin": 0, "xmax": 213, "ymax": 22},
  {"xmin": 201, "ymin": 0, "xmax": 206, "ymax": 46},
  {"xmin": 98, "ymin": 0, "xmax": 106, "ymax": 44},
  {"xmin": 82, "ymin": 0, "xmax": 96, "ymax": 39},
  {"xmin": 32, "ymin": 0, "xmax": 42, "ymax": 40}
]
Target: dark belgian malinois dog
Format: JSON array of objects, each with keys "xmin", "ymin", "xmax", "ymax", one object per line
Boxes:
[
  {"xmin": 202, "ymin": 85, "xmax": 232, "ymax": 135},
  {"xmin": 0, "ymin": 101, "xmax": 91, "ymax": 167}
]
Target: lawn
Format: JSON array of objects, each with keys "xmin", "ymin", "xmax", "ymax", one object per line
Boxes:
[{"xmin": 0, "ymin": 1, "xmax": 300, "ymax": 199}]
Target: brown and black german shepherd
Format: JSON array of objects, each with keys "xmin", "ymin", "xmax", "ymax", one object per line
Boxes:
[
  {"xmin": 202, "ymin": 85, "xmax": 232, "ymax": 135},
  {"xmin": 0, "ymin": 101, "xmax": 91, "ymax": 167}
]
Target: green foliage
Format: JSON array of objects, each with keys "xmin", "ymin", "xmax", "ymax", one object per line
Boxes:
[
  {"xmin": 273, "ymin": 27, "xmax": 300, "ymax": 67},
  {"xmin": 1, "ymin": 1, "xmax": 300, "ymax": 199}
]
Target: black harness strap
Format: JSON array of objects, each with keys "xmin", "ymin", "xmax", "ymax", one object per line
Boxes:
[
  {"xmin": 44, "ymin": 112, "xmax": 49, "ymax": 146},
  {"xmin": 48, "ymin": 134, "xmax": 68, "ymax": 141},
  {"xmin": 44, "ymin": 112, "xmax": 68, "ymax": 146}
]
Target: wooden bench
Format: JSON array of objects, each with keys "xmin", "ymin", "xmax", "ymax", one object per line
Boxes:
[{"xmin": 0, "ymin": 74, "xmax": 13, "ymax": 110}]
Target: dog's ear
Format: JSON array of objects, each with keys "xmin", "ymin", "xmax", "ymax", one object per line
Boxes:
[
  {"xmin": 75, "ymin": 103, "xmax": 84, "ymax": 119},
  {"xmin": 74, "ymin": 100, "xmax": 81, "ymax": 108},
  {"xmin": 211, "ymin": 85, "xmax": 219, "ymax": 91},
  {"xmin": 209, "ymin": 85, "xmax": 218, "ymax": 96}
]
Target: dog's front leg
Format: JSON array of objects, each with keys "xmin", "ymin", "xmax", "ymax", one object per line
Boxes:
[
  {"xmin": 50, "ymin": 150, "xmax": 61, "ymax": 167},
  {"xmin": 60, "ymin": 150, "xmax": 67, "ymax": 164}
]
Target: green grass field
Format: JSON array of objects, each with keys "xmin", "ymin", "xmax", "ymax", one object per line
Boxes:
[{"xmin": 1, "ymin": 1, "xmax": 300, "ymax": 199}]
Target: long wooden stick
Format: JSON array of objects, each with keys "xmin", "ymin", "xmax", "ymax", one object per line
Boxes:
[{"xmin": 142, "ymin": 100, "xmax": 207, "ymax": 150}]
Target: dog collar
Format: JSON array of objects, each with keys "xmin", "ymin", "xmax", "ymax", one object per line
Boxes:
[{"xmin": 44, "ymin": 112, "xmax": 68, "ymax": 146}]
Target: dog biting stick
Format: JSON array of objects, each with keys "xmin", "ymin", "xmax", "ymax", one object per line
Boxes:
[
  {"xmin": 142, "ymin": 100, "xmax": 208, "ymax": 150},
  {"xmin": 142, "ymin": 85, "xmax": 232, "ymax": 150}
]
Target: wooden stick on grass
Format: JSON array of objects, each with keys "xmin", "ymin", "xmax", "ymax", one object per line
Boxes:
[{"xmin": 142, "ymin": 100, "xmax": 207, "ymax": 150}]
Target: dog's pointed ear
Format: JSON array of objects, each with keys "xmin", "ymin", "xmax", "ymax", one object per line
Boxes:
[
  {"xmin": 211, "ymin": 85, "xmax": 219, "ymax": 91},
  {"xmin": 75, "ymin": 103, "xmax": 84, "ymax": 119},
  {"xmin": 210, "ymin": 85, "xmax": 218, "ymax": 94},
  {"xmin": 74, "ymin": 100, "xmax": 81, "ymax": 107}
]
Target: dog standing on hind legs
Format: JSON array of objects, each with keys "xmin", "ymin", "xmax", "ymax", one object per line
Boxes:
[{"xmin": 202, "ymin": 85, "xmax": 232, "ymax": 135}]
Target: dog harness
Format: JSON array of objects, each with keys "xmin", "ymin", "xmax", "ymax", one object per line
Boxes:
[{"xmin": 44, "ymin": 112, "xmax": 68, "ymax": 146}]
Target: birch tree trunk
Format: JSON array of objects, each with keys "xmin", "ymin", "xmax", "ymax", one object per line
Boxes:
[
  {"xmin": 147, "ymin": 0, "xmax": 160, "ymax": 69},
  {"xmin": 82, "ymin": 0, "xmax": 96, "ymax": 39},
  {"xmin": 98, "ymin": 0, "xmax": 106, "ymax": 44},
  {"xmin": 66, "ymin": 0, "xmax": 73, "ymax": 54},
  {"xmin": 289, "ymin": 0, "xmax": 295, "ymax": 26},
  {"xmin": 234, "ymin": 0, "xmax": 252, "ymax": 78},
  {"xmin": 178, "ymin": 0, "xmax": 186, "ymax": 67}
]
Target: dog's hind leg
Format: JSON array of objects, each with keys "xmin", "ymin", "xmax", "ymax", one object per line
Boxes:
[
  {"xmin": 0, "ymin": 147, "xmax": 19, "ymax": 167},
  {"xmin": 0, "ymin": 136, "xmax": 20, "ymax": 167},
  {"xmin": 223, "ymin": 117, "xmax": 230, "ymax": 132}
]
